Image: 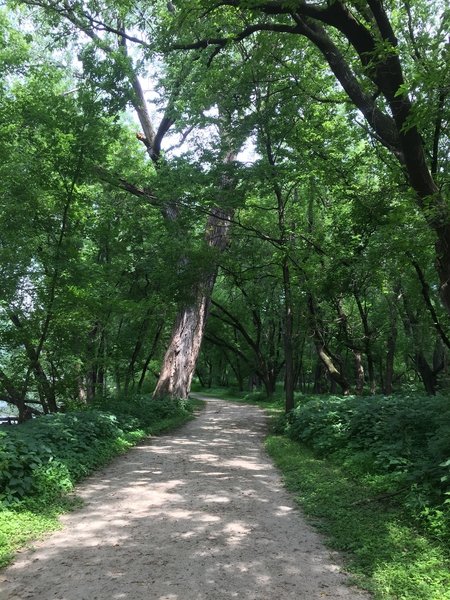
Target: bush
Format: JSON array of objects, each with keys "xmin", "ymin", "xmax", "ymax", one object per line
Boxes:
[
  {"xmin": 94, "ymin": 394, "xmax": 193, "ymax": 429},
  {"xmin": 284, "ymin": 393, "xmax": 450, "ymax": 541},
  {"xmin": 0, "ymin": 395, "xmax": 194, "ymax": 505},
  {"xmin": 0, "ymin": 410, "xmax": 139, "ymax": 503}
]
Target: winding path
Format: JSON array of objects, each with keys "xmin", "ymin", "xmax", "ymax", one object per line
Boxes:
[{"xmin": 0, "ymin": 398, "xmax": 369, "ymax": 600}]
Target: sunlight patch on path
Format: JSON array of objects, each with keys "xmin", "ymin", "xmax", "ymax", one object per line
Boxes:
[{"xmin": 0, "ymin": 398, "xmax": 370, "ymax": 600}]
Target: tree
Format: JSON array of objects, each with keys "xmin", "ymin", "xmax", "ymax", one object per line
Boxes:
[{"xmin": 169, "ymin": 0, "xmax": 450, "ymax": 314}]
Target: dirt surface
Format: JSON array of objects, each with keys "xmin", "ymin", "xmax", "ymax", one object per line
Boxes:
[{"xmin": 0, "ymin": 397, "xmax": 369, "ymax": 600}]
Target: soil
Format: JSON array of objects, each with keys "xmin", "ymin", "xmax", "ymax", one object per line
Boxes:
[{"xmin": 0, "ymin": 397, "xmax": 369, "ymax": 600}]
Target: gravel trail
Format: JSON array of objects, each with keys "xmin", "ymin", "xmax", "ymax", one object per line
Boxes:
[{"xmin": 0, "ymin": 397, "xmax": 369, "ymax": 600}]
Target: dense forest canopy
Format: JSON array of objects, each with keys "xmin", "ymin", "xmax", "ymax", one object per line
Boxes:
[{"xmin": 1, "ymin": 0, "xmax": 450, "ymax": 419}]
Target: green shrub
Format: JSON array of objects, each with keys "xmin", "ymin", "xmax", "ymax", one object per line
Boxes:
[
  {"xmin": 0, "ymin": 395, "xmax": 201, "ymax": 567},
  {"xmin": 0, "ymin": 410, "xmax": 136, "ymax": 503},
  {"xmin": 94, "ymin": 394, "xmax": 191, "ymax": 429},
  {"xmin": 284, "ymin": 393, "xmax": 450, "ymax": 542},
  {"xmin": 0, "ymin": 396, "xmax": 195, "ymax": 505}
]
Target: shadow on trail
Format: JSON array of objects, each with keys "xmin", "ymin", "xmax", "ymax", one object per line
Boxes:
[{"xmin": 0, "ymin": 400, "xmax": 368, "ymax": 600}]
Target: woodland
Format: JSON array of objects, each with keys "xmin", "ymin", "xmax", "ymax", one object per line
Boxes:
[
  {"xmin": 1, "ymin": 0, "xmax": 450, "ymax": 415},
  {"xmin": 0, "ymin": 0, "xmax": 450, "ymax": 595}
]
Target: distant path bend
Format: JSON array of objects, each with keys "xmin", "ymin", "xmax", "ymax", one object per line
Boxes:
[{"xmin": 0, "ymin": 397, "xmax": 369, "ymax": 600}]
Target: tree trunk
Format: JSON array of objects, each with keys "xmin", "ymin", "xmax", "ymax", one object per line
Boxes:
[
  {"xmin": 313, "ymin": 359, "xmax": 326, "ymax": 393},
  {"xmin": 137, "ymin": 320, "xmax": 164, "ymax": 392},
  {"xmin": 153, "ymin": 188, "xmax": 235, "ymax": 400},
  {"xmin": 308, "ymin": 295, "xmax": 350, "ymax": 395},
  {"xmin": 315, "ymin": 342, "xmax": 351, "ymax": 395},
  {"xmin": 354, "ymin": 293, "xmax": 376, "ymax": 394},
  {"xmin": 153, "ymin": 289, "xmax": 214, "ymax": 399},
  {"xmin": 384, "ymin": 298, "xmax": 398, "ymax": 395},
  {"xmin": 207, "ymin": 361, "xmax": 213, "ymax": 388},
  {"xmin": 354, "ymin": 351, "xmax": 364, "ymax": 395},
  {"xmin": 124, "ymin": 309, "xmax": 152, "ymax": 394},
  {"xmin": 416, "ymin": 353, "xmax": 437, "ymax": 395},
  {"xmin": 224, "ymin": 352, "xmax": 244, "ymax": 391},
  {"xmin": 0, "ymin": 369, "xmax": 33, "ymax": 423},
  {"xmin": 282, "ymin": 258, "xmax": 295, "ymax": 412},
  {"xmin": 195, "ymin": 368, "xmax": 206, "ymax": 388},
  {"xmin": 400, "ymin": 290, "xmax": 438, "ymax": 394}
]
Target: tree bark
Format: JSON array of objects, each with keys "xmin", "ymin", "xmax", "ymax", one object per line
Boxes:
[
  {"xmin": 384, "ymin": 305, "xmax": 397, "ymax": 395},
  {"xmin": 308, "ymin": 295, "xmax": 350, "ymax": 395},
  {"xmin": 153, "ymin": 192, "xmax": 235, "ymax": 400},
  {"xmin": 152, "ymin": 298, "xmax": 211, "ymax": 399}
]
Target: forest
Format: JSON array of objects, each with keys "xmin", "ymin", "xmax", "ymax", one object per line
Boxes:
[{"xmin": 0, "ymin": 0, "xmax": 450, "ymax": 597}]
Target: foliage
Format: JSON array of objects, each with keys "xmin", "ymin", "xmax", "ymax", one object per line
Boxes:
[
  {"xmin": 266, "ymin": 436, "xmax": 450, "ymax": 600},
  {"xmin": 94, "ymin": 394, "xmax": 199, "ymax": 433},
  {"xmin": 0, "ymin": 396, "xmax": 197, "ymax": 504},
  {"xmin": 282, "ymin": 394, "xmax": 450, "ymax": 542},
  {"xmin": 0, "ymin": 396, "xmax": 202, "ymax": 566},
  {"xmin": 0, "ymin": 410, "xmax": 140, "ymax": 503}
]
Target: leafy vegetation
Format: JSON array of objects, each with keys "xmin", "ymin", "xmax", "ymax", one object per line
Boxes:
[
  {"xmin": 1, "ymin": 1, "xmax": 450, "ymax": 413},
  {"xmin": 1, "ymin": 0, "xmax": 450, "ymax": 592},
  {"xmin": 266, "ymin": 436, "xmax": 450, "ymax": 600},
  {"xmin": 211, "ymin": 386, "xmax": 450, "ymax": 598},
  {"xmin": 0, "ymin": 396, "xmax": 202, "ymax": 566},
  {"xmin": 280, "ymin": 393, "xmax": 450, "ymax": 543}
]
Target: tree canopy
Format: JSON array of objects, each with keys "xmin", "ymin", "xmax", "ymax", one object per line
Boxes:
[{"xmin": 0, "ymin": 0, "xmax": 450, "ymax": 418}]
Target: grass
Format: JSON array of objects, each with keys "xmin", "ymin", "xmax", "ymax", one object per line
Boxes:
[
  {"xmin": 0, "ymin": 495, "xmax": 83, "ymax": 568},
  {"xmin": 266, "ymin": 435, "xmax": 450, "ymax": 600},
  {"xmin": 200, "ymin": 386, "xmax": 450, "ymax": 598},
  {"xmin": 0, "ymin": 397, "xmax": 204, "ymax": 568}
]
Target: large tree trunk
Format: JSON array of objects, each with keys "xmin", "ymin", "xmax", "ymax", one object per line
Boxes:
[
  {"xmin": 153, "ymin": 135, "xmax": 236, "ymax": 400},
  {"xmin": 152, "ymin": 279, "xmax": 215, "ymax": 399},
  {"xmin": 153, "ymin": 199, "xmax": 234, "ymax": 399}
]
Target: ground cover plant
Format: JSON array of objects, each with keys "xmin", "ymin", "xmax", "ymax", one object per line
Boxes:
[
  {"xmin": 212, "ymin": 387, "xmax": 450, "ymax": 599},
  {"xmin": 271, "ymin": 393, "xmax": 450, "ymax": 599},
  {"xmin": 283, "ymin": 393, "xmax": 450, "ymax": 544},
  {"xmin": 266, "ymin": 436, "xmax": 450, "ymax": 600},
  {"xmin": 0, "ymin": 396, "xmax": 203, "ymax": 567}
]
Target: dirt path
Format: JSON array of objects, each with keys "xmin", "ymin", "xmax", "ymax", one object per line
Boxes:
[{"xmin": 0, "ymin": 398, "xmax": 369, "ymax": 600}]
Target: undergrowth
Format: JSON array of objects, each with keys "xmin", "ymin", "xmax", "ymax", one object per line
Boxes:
[
  {"xmin": 0, "ymin": 395, "xmax": 203, "ymax": 567},
  {"xmin": 213, "ymin": 387, "xmax": 450, "ymax": 598},
  {"xmin": 266, "ymin": 436, "xmax": 450, "ymax": 600},
  {"xmin": 281, "ymin": 394, "xmax": 450, "ymax": 544}
]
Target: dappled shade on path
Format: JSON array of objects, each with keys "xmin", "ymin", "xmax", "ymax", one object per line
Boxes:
[{"xmin": 0, "ymin": 398, "xmax": 369, "ymax": 600}]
